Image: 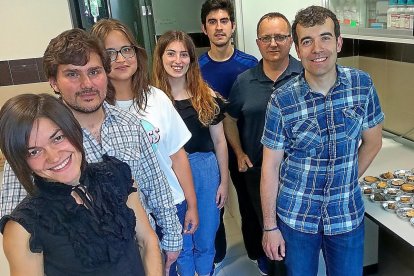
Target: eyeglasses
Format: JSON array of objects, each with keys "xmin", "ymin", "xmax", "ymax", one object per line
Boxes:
[
  {"xmin": 106, "ymin": 46, "xmax": 137, "ymax": 62},
  {"xmin": 257, "ymin": 34, "xmax": 291, "ymax": 44}
]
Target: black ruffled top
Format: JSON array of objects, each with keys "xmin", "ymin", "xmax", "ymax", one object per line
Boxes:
[{"xmin": 0, "ymin": 155, "xmax": 145, "ymax": 276}]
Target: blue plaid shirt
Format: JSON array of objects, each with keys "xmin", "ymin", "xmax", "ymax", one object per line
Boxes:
[
  {"xmin": 0, "ymin": 102, "xmax": 182, "ymax": 251},
  {"xmin": 261, "ymin": 65, "xmax": 384, "ymax": 235}
]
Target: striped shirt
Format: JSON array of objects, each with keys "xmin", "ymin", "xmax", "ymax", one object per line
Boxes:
[
  {"xmin": 261, "ymin": 65, "xmax": 384, "ymax": 235},
  {"xmin": 0, "ymin": 102, "xmax": 182, "ymax": 251}
]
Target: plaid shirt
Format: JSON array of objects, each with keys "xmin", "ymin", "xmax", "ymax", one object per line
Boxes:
[
  {"xmin": 0, "ymin": 102, "xmax": 182, "ymax": 251},
  {"xmin": 262, "ymin": 66, "xmax": 384, "ymax": 235}
]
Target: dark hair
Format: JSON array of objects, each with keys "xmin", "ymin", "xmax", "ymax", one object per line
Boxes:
[
  {"xmin": 292, "ymin": 5, "xmax": 340, "ymax": 45},
  {"xmin": 0, "ymin": 94, "xmax": 86, "ymax": 195},
  {"xmin": 256, "ymin": 12, "xmax": 291, "ymax": 36},
  {"xmin": 201, "ymin": 0, "xmax": 234, "ymax": 26},
  {"xmin": 91, "ymin": 18, "xmax": 150, "ymax": 109},
  {"xmin": 152, "ymin": 30, "xmax": 218, "ymax": 126},
  {"xmin": 43, "ymin": 28, "xmax": 111, "ymax": 83}
]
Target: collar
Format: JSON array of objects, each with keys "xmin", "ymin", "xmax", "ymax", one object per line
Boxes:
[
  {"xmin": 297, "ymin": 64, "xmax": 351, "ymax": 97},
  {"xmin": 252, "ymin": 55, "xmax": 302, "ymax": 84}
]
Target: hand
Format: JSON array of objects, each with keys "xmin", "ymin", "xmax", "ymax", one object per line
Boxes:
[
  {"xmin": 164, "ymin": 250, "xmax": 180, "ymax": 276},
  {"xmin": 262, "ymin": 229, "xmax": 285, "ymax": 261},
  {"xmin": 183, "ymin": 207, "xmax": 199, "ymax": 234},
  {"xmin": 215, "ymin": 182, "xmax": 228, "ymax": 209},
  {"xmin": 236, "ymin": 153, "xmax": 253, "ymax": 172}
]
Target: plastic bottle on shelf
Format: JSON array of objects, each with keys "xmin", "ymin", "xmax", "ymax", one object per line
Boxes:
[
  {"xmin": 350, "ymin": 3, "xmax": 359, "ymax": 27},
  {"xmin": 387, "ymin": 0, "xmax": 398, "ymax": 29},
  {"xmin": 405, "ymin": 0, "xmax": 414, "ymax": 30},
  {"xmin": 397, "ymin": 0, "xmax": 407, "ymax": 29}
]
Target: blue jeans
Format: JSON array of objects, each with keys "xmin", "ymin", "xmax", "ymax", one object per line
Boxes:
[
  {"xmin": 156, "ymin": 200, "xmax": 187, "ymax": 276},
  {"xmin": 177, "ymin": 152, "xmax": 220, "ymax": 276},
  {"xmin": 279, "ymin": 218, "xmax": 364, "ymax": 276}
]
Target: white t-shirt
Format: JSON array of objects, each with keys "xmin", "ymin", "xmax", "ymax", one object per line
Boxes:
[{"xmin": 116, "ymin": 86, "xmax": 191, "ymax": 204}]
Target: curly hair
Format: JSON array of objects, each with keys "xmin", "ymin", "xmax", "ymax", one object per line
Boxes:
[
  {"xmin": 201, "ymin": 0, "xmax": 235, "ymax": 26},
  {"xmin": 91, "ymin": 18, "xmax": 150, "ymax": 111},
  {"xmin": 292, "ymin": 5, "xmax": 340, "ymax": 45},
  {"xmin": 0, "ymin": 94, "xmax": 86, "ymax": 195},
  {"xmin": 151, "ymin": 30, "xmax": 219, "ymax": 126},
  {"xmin": 43, "ymin": 28, "xmax": 111, "ymax": 84}
]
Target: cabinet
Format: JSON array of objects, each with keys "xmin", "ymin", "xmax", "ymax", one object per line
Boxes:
[{"xmin": 323, "ymin": 0, "xmax": 414, "ymax": 42}]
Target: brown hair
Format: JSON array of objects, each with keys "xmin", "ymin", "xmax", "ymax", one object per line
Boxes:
[
  {"xmin": 43, "ymin": 28, "xmax": 111, "ymax": 88},
  {"xmin": 0, "ymin": 94, "xmax": 86, "ymax": 195},
  {"xmin": 151, "ymin": 30, "xmax": 218, "ymax": 126},
  {"xmin": 292, "ymin": 5, "xmax": 340, "ymax": 45},
  {"xmin": 91, "ymin": 18, "xmax": 150, "ymax": 110}
]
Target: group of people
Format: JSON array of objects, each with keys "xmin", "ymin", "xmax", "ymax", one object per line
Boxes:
[{"xmin": 0, "ymin": 1, "xmax": 384, "ymax": 276}]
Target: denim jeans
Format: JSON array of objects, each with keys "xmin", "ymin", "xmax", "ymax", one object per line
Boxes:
[
  {"xmin": 156, "ymin": 200, "xmax": 187, "ymax": 276},
  {"xmin": 177, "ymin": 152, "xmax": 220, "ymax": 276},
  {"xmin": 278, "ymin": 218, "xmax": 364, "ymax": 276}
]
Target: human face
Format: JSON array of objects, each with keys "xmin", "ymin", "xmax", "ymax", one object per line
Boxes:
[
  {"xmin": 162, "ymin": 41, "xmax": 190, "ymax": 80},
  {"xmin": 202, "ymin": 9, "xmax": 235, "ymax": 48},
  {"xmin": 104, "ymin": 30, "xmax": 138, "ymax": 83},
  {"xmin": 256, "ymin": 17, "xmax": 293, "ymax": 65},
  {"xmin": 50, "ymin": 52, "xmax": 107, "ymax": 114},
  {"xmin": 295, "ymin": 18, "xmax": 342, "ymax": 82},
  {"xmin": 27, "ymin": 118, "xmax": 82, "ymax": 186}
]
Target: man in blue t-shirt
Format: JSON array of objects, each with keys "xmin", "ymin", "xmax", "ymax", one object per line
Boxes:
[{"xmin": 199, "ymin": 0, "xmax": 260, "ymax": 275}]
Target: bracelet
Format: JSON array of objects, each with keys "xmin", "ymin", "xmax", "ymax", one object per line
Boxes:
[{"xmin": 263, "ymin": 226, "xmax": 279, "ymax": 232}]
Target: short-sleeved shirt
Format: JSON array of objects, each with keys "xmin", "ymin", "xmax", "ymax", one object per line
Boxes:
[
  {"xmin": 261, "ymin": 65, "xmax": 385, "ymax": 235},
  {"xmin": 199, "ymin": 48, "xmax": 258, "ymax": 99},
  {"xmin": 0, "ymin": 102, "xmax": 182, "ymax": 252},
  {"xmin": 116, "ymin": 86, "xmax": 191, "ymax": 205},
  {"xmin": 226, "ymin": 56, "xmax": 302, "ymax": 166}
]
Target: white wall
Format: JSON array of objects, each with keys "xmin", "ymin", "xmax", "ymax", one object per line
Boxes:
[
  {"xmin": 234, "ymin": 0, "xmax": 323, "ymax": 59},
  {"xmin": 0, "ymin": 0, "xmax": 72, "ymax": 60}
]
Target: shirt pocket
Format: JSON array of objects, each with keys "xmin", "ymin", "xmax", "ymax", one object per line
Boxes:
[
  {"xmin": 343, "ymin": 105, "xmax": 365, "ymax": 139},
  {"xmin": 291, "ymin": 118, "xmax": 323, "ymax": 157}
]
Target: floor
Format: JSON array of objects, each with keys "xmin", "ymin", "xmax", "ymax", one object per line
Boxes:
[{"xmin": 212, "ymin": 206, "xmax": 327, "ymax": 276}]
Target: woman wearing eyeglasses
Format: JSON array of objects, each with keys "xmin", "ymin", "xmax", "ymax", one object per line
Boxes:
[{"xmin": 91, "ymin": 19, "xmax": 198, "ymax": 276}]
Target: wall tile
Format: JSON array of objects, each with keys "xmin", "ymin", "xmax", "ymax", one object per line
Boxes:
[
  {"xmin": 9, "ymin": 58, "xmax": 40, "ymax": 85},
  {"xmin": 402, "ymin": 44, "xmax": 414, "ymax": 64},
  {"xmin": 359, "ymin": 40, "xmax": 386, "ymax": 59},
  {"xmin": 339, "ymin": 38, "xmax": 354, "ymax": 58},
  {"xmin": 386, "ymin": 42, "xmax": 403, "ymax": 62},
  {"xmin": 0, "ymin": 61, "xmax": 12, "ymax": 86},
  {"xmin": 36, "ymin": 58, "xmax": 47, "ymax": 82}
]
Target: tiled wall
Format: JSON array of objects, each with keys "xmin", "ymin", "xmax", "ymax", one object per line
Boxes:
[
  {"xmin": 0, "ymin": 58, "xmax": 47, "ymax": 86},
  {"xmin": 339, "ymin": 38, "xmax": 414, "ymax": 141}
]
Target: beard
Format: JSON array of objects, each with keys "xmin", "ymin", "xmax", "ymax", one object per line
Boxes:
[{"xmin": 63, "ymin": 89, "xmax": 105, "ymax": 114}]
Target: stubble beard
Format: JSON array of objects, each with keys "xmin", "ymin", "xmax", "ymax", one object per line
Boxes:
[{"xmin": 64, "ymin": 90, "xmax": 104, "ymax": 114}]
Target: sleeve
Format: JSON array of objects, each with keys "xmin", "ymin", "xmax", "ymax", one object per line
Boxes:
[
  {"xmin": 0, "ymin": 162, "xmax": 28, "ymax": 217},
  {"xmin": 136, "ymin": 122, "xmax": 182, "ymax": 252},
  {"xmin": 363, "ymin": 80, "xmax": 385, "ymax": 130},
  {"xmin": 261, "ymin": 93, "xmax": 286, "ymax": 150},
  {"xmin": 159, "ymin": 90, "xmax": 191, "ymax": 156},
  {"xmin": 226, "ymin": 77, "xmax": 244, "ymax": 119}
]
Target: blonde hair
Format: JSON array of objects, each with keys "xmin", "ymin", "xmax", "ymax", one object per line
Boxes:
[
  {"xmin": 91, "ymin": 18, "xmax": 150, "ymax": 111},
  {"xmin": 152, "ymin": 30, "xmax": 218, "ymax": 126}
]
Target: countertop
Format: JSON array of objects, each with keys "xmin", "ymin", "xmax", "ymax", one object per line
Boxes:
[{"xmin": 362, "ymin": 135, "xmax": 414, "ymax": 246}]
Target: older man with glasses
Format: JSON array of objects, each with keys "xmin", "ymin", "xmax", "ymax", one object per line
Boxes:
[{"xmin": 223, "ymin": 12, "xmax": 302, "ymax": 275}]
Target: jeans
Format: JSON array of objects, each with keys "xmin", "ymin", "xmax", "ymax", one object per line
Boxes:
[
  {"xmin": 156, "ymin": 200, "xmax": 187, "ymax": 276},
  {"xmin": 278, "ymin": 218, "xmax": 364, "ymax": 276},
  {"xmin": 177, "ymin": 152, "xmax": 220, "ymax": 276}
]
